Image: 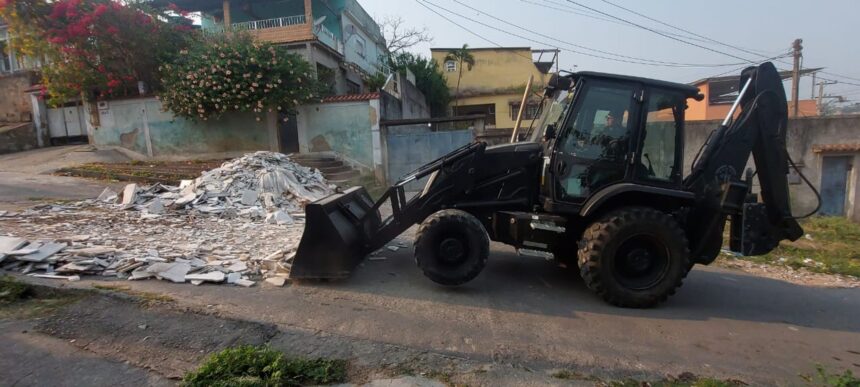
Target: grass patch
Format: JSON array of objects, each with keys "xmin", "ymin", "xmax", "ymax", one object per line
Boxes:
[
  {"xmin": 92, "ymin": 284, "xmax": 174, "ymax": 306},
  {"xmin": 0, "ymin": 276, "xmax": 86, "ymax": 319},
  {"xmin": 727, "ymin": 216, "xmax": 860, "ymax": 278},
  {"xmin": 182, "ymin": 345, "xmax": 347, "ymax": 387},
  {"xmin": 801, "ymin": 365, "xmax": 860, "ymax": 387},
  {"xmin": 550, "ymin": 370, "xmax": 743, "ymax": 387}
]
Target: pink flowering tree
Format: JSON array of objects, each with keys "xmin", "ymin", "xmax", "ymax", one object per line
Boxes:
[
  {"xmin": 157, "ymin": 32, "xmax": 323, "ymax": 121},
  {"xmin": 1, "ymin": 0, "xmax": 192, "ymax": 105}
]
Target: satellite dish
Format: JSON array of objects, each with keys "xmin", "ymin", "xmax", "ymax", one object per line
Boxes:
[{"xmin": 313, "ymin": 16, "xmax": 326, "ymax": 26}]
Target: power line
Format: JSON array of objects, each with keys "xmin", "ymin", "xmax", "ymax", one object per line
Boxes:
[
  {"xmin": 563, "ymin": 0, "xmax": 757, "ymax": 63},
  {"xmin": 597, "ymin": 0, "xmax": 774, "ymax": 60},
  {"xmin": 420, "ymin": 0, "xmax": 750, "ymax": 68},
  {"xmin": 449, "ymin": 0, "xmax": 749, "ymax": 68},
  {"xmin": 524, "ymin": 0, "xmax": 716, "ymax": 45}
]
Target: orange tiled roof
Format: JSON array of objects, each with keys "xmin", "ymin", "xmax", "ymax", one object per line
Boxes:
[
  {"xmin": 321, "ymin": 92, "xmax": 380, "ymax": 103},
  {"xmin": 812, "ymin": 143, "xmax": 860, "ymax": 153}
]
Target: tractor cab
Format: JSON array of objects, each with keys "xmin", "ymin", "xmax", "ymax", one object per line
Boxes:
[{"xmin": 533, "ymin": 72, "xmax": 703, "ymax": 216}]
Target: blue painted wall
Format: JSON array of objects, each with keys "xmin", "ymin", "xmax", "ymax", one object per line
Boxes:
[
  {"xmin": 91, "ymin": 97, "xmax": 270, "ymax": 158},
  {"xmin": 300, "ymin": 101, "xmax": 373, "ymax": 167}
]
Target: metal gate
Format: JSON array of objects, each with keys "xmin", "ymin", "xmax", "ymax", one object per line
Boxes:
[
  {"xmin": 820, "ymin": 156, "xmax": 852, "ymax": 216},
  {"xmin": 385, "ymin": 129, "xmax": 473, "ymax": 190},
  {"xmin": 46, "ymin": 104, "xmax": 87, "ymax": 143}
]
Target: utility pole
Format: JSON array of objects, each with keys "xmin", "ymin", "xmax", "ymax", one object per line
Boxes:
[
  {"xmin": 817, "ymin": 80, "xmax": 838, "ymax": 115},
  {"xmin": 791, "ymin": 38, "xmax": 803, "ymax": 118},
  {"xmin": 811, "ymin": 72, "xmax": 816, "ymax": 99}
]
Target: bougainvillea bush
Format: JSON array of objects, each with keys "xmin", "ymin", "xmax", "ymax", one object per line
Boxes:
[
  {"xmin": 157, "ymin": 32, "xmax": 323, "ymax": 121},
  {"xmin": 0, "ymin": 0, "xmax": 192, "ymax": 105}
]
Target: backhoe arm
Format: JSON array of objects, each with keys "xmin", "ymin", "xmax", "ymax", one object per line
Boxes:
[{"xmin": 684, "ymin": 62, "xmax": 803, "ymax": 263}]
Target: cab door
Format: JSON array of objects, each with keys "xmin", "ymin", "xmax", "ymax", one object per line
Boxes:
[{"xmin": 547, "ymin": 80, "xmax": 641, "ymax": 208}]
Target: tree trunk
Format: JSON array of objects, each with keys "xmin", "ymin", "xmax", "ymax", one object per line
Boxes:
[{"xmin": 454, "ymin": 58, "xmax": 463, "ymax": 110}]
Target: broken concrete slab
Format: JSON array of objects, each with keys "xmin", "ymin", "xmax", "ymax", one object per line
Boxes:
[
  {"xmin": 16, "ymin": 242, "xmax": 66, "ymax": 262},
  {"xmin": 158, "ymin": 263, "xmax": 190, "ymax": 283},
  {"xmin": 0, "ymin": 236, "xmax": 27, "ymax": 254},
  {"xmin": 65, "ymin": 246, "xmax": 116, "ymax": 257},
  {"xmin": 240, "ymin": 189, "xmax": 259, "ymax": 206},
  {"xmin": 265, "ymin": 210, "xmax": 293, "ymax": 225},
  {"xmin": 265, "ymin": 277, "xmax": 286, "ymax": 287},
  {"xmin": 121, "ymin": 184, "xmax": 139, "ymax": 205},
  {"xmin": 186, "ymin": 271, "xmax": 226, "ymax": 283},
  {"xmin": 226, "ymin": 272, "xmax": 241, "ymax": 284},
  {"xmin": 146, "ymin": 198, "xmax": 165, "ymax": 214},
  {"xmin": 234, "ymin": 279, "xmax": 255, "ymax": 287},
  {"xmin": 29, "ymin": 274, "xmax": 80, "ymax": 281},
  {"xmin": 97, "ymin": 187, "xmax": 118, "ymax": 203}
]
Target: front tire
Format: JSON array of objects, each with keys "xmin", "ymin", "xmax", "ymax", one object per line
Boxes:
[
  {"xmin": 578, "ymin": 207, "xmax": 689, "ymax": 308},
  {"xmin": 414, "ymin": 209, "xmax": 489, "ymax": 286}
]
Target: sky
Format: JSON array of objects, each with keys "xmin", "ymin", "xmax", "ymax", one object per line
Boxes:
[{"xmin": 360, "ymin": 0, "xmax": 860, "ymax": 102}]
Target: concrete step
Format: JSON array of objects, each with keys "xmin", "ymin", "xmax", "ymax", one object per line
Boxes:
[
  {"xmin": 298, "ymin": 159, "xmax": 344, "ymax": 169},
  {"xmin": 317, "ymin": 164, "xmax": 352, "ymax": 174},
  {"xmin": 289, "ymin": 153, "xmax": 337, "ymax": 162},
  {"xmin": 326, "ymin": 169, "xmax": 360, "ymax": 181}
]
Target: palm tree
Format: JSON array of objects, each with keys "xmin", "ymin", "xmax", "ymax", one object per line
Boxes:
[{"xmin": 444, "ymin": 44, "xmax": 475, "ymax": 108}]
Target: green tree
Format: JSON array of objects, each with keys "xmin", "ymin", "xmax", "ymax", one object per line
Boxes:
[
  {"xmin": 157, "ymin": 32, "xmax": 323, "ymax": 121},
  {"xmin": 444, "ymin": 44, "xmax": 475, "ymax": 108},
  {"xmin": 0, "ymin": 0, "xmax": 192, "ymax": 105},
  {"xmin": 390, "ymin": 52, "xmax": 451, "ymax": 117}
]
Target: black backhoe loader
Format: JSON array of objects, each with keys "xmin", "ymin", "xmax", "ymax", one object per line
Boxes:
[{"xmin": 290, "ymin": 62, "xmax": 806, "ymax": 308}]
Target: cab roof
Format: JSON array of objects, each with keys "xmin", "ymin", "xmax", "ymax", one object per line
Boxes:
[{"xmin": 572, "ymin": 71, "xmax": 704, "ymax": 101}]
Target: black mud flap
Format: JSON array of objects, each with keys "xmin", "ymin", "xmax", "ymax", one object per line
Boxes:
[{"xmin": 290, "ymin": 186, "xmax": 381, "ymax": 279}]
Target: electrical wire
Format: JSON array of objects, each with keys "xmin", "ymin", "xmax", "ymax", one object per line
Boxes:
[
  {"xmin": 563, "ymin": 0, "xmax": 757, "ymax": 63},
  {"xmin": 448, "ymin": 0, "xmax": 751, "ymax": 68},
  {"xmin": 597, "ymin": 0, "xmax": 776, "ymax": 60},
  {"xmin": 419, "ymin": 0, "xmax": 751, "ymax": 68}
]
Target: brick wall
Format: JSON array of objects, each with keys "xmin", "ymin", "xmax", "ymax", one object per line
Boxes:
[
  {"xmin": 247, "ymin": 25, "xmax": 314, "ymax": 44},
  {"xmin": 0, "ymin": 72, "xmax": 36, "ymax": 123}
]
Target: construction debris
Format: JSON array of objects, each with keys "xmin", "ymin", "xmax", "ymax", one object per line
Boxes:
[{"xmin": 0, "ymin": 152, "xmax": 341, "ymax": 288}]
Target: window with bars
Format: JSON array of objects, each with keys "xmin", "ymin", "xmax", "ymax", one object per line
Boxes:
[
  {"xmin": 509, "ymin": 102, "xmax": 540, "ymax": 120},
  {"xmin": 445, "ymin": 60, "xmax": 456, "ymax": 72}
]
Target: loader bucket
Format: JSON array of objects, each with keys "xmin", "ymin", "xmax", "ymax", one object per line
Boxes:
[{"xmin": 290, "ymin": 186, "xmax": 381, "ymax": 279}]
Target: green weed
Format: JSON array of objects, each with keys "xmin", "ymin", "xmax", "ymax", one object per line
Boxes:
[{"xmin": 182, "ymin": 345, "xmax": 347, "ymax": 387}]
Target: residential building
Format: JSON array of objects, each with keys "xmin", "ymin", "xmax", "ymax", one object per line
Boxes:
[
  {"xmin": 1, "ymin": 20, "xmax": 42, "ymax": 126},
  {"xmin": 430, "ymin": 47, "xmax": 557, "ymax": 139},
  {"xmin": 171, "ymin": 0, "xmax": 389, "ymax": 95},
  {"xmin": 687, "ymin": 69, "xmax": 820, "ymax": 120}
]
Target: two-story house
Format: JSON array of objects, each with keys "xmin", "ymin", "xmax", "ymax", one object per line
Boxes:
[
  {"xmin": 430, "ymin": 46, "xmax": 557, "ymax": 140},
  {"xmin": 171, "ymin": 0, "xmax": 389, "ymax": 95}
]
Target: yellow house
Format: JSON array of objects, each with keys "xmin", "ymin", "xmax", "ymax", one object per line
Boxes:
[
  {"xmin": 430, "ymin": 47, "xmax": 557, "ymax": 138},
  {"xmin": 687, "ymin": 70, "xmax": 820, "ymax": 120}
]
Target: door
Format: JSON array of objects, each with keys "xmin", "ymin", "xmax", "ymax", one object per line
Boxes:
[
  {"xmin": 278, "ymin": 112, "xmax": 299, "ymax": 153},
  {"xmin": 820, "ymin": 156, "xmax": 852, "ymax": 216},
  {"xmin": 551, "ymin": 81, "xmax": 639, "ymax": 203},
  {"xmin": 63, "ymin": 105, "xmax": 84, "ymax": 136}
]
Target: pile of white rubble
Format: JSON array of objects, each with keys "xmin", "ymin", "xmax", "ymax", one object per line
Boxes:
[
  {"xmin": 101, "ymin": 151, "xmax": 336, "ymax": 224},
  {"xmin": 0, "ymin": 152, "xmax": 337, "ymax": 287}
]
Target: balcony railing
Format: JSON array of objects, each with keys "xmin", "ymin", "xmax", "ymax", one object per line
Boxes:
[
  {"xmin": 315, "ymin": 24, "xmax": 338, "ymax": 52},
  {"xmin": 231, "ymin": 14, "xmax": 306, "ymax": 31}
]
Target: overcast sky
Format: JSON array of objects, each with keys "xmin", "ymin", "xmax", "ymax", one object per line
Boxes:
[{"xmin": 360, "ymin": 0, "xmax": 860, "ymax": 102}]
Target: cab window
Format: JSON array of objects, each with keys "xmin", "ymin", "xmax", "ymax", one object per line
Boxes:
[{"xmin": 637, "ymin": 89, "xmax": 684, "ymax": 183}]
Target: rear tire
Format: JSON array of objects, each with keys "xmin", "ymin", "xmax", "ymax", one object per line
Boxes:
[
  {"xmin": 414, "ymin": 209, "xmax": 489, "ymax": 286},
  {"xmin": 578, "ymin": 207, "xmax": 689, "ymax": 308}
]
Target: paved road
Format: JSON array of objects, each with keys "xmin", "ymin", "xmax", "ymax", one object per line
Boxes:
[
  {"xmin": 62, "ymin": 242, "xmax": 860, "ymax": 385},
  {"xmin": 0, "ymin": 145, "xmax": 127, "ymax": 209}
]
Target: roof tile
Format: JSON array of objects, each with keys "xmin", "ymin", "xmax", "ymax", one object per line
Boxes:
[
  {"xmin": 321, "ymin": 92, "xmax": 380, "ymax": 103},
  {"xmin": 812, "ymin": 143, "xmax": 860, "ymax": 153}
]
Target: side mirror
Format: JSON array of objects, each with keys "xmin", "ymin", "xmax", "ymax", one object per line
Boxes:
[{"xmin": 544, "ymin": 124, "xmax": 557, "ymax": 140}]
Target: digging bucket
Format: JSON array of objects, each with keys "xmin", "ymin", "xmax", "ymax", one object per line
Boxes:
[{"xmin": 290, "ymin": 186, "xmax": 381, "ymax": 279}]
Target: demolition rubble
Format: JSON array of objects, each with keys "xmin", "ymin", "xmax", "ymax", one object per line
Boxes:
[{"xmin": 0, "ymin": 152, "xmax": 336, "ymax": 287}]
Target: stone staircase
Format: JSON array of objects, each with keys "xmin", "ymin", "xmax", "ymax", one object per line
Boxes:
[{"xmin": 289, "ymin": 153, "xmax": 361, "ymax": 184}]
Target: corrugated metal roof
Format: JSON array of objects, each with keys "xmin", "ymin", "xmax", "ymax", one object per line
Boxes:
[
  {"xmin": 813, "ymin": 143, "xmax": 860, "ymax": 153},
  {"xmin": 321, "ymin": 92, "xmax": 380, "ymax": 103}
]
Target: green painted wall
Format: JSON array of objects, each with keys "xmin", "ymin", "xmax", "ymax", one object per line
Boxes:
[
  {"xmin": 91, "ymin": 98, "xmax": 270, "ymax": 158},
  {"xmin": 229, "ymin": 0, "xmax": 306, "ymax": 23},
  {"xmin": 301, "ymin": 101, "xmax": 372, "ymax": 167}
]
